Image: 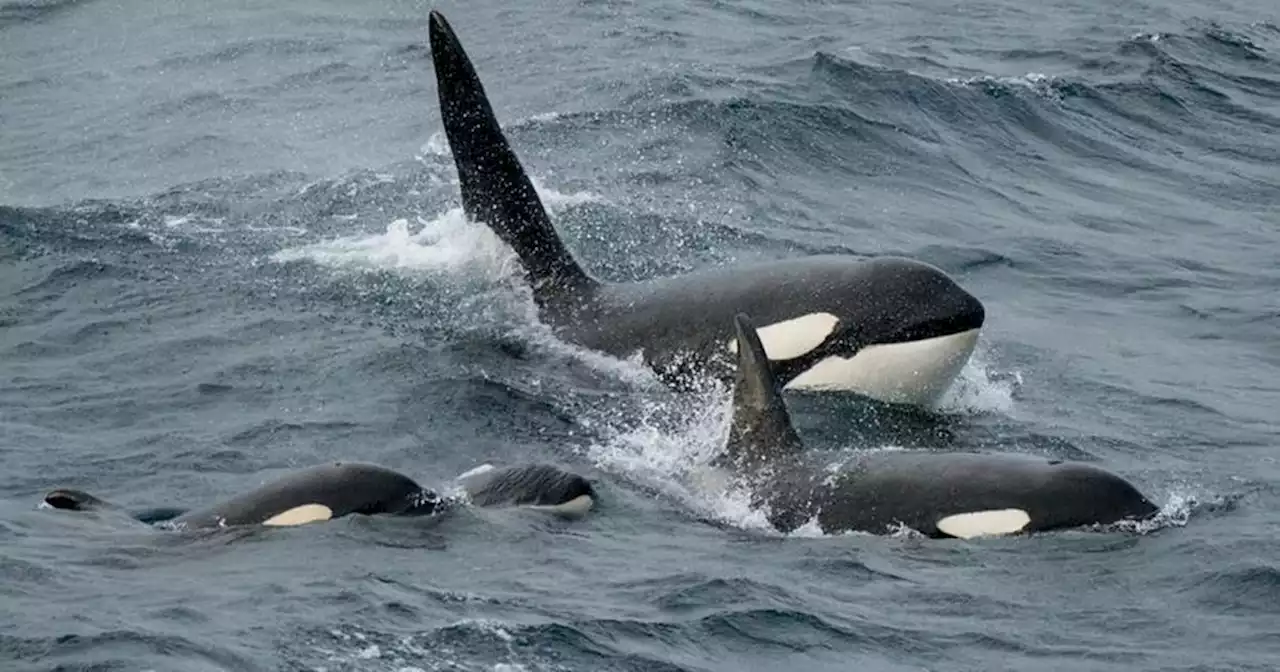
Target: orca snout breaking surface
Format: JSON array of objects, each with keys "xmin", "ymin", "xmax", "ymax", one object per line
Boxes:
[{"xmin": 1022, "ymin": 460, "xmax": 1161, "ymax": 529}]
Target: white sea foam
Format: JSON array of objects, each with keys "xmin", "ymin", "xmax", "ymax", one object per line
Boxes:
[{"xmin": 936, "ymin": 343, "xmax": 1021, "ymax": 416}]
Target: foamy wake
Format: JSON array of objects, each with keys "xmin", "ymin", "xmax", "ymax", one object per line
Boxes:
[
  {"xmin": 580, "ymin": 377, "xmax": 787, "ymax": 535},
  {"xmin": 268, "ymin": 172, "xmax": 601, "ymax": 300},
  {"xmin": 268, "ymin": 181, "xmax": 655, "ymax": 389},
  {"xmin": 270, "ymin": 169, "xmax": 603, "ymax": 279},
  {"xmin": 272, "ymin": 210, "xmax": 521, "ymax": 283},
  {"xmin": 1098, "ymin": 489, "xmax": 1201, "ymax": 536}
]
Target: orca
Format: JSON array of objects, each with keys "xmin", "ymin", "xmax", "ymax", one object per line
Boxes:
[
  {"xmin": 718, "ymin": 313, "xmax": 1160, "ymax": 539},
  {"xmin": 426, "ymin": 11, "xmax": 985, "ymax": 408},
  {"xmin": 455, "ymin": 463, "xmax": 596, "ymax": 517},
  {"xmin": 42, "ymin": 461, "xmax": 595, "ymax": 530}
]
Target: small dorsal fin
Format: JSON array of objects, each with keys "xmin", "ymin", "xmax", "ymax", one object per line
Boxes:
[
  {"xmin": 44, "ymin": 488, "xmax": 185, "ymax": 525},
  {"xmin": 724, "ymin": 313, "xmax": 805, "ymax": 470},
  {"xmin": 44, "ymin": 488, "xmax": 114, "ymax": 512},
  {"xmin": 428, "ymin": 11, "xmax": 598, "ymax": 306}
]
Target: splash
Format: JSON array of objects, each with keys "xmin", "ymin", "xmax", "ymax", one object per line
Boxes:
[
  {"xmin": 271, "ymin": 211, "xmax": 520, "ymax": 284},
  {"xmin": 582, "ymin": 377, "xmax": 780, "ymax": 534},
  {"xmin": 1102, "ymin": 489, "xmax": 1203, "ymax": 536},
  {"xmin": 419, "ymin": 131, "xmax": 451, "ymax": 158},
  {"xmin": 935, "ymin": 344, "xmax": 1021, "ymax": 416},
  {"xmin": 529, "ymin": 175, "xmax": 605, "ymax": 208},
  {"xmin": 269, "ymin": 165, "xmax": 604, "ymax": 278},
  {"xmin": 583, "ymin": 342, "xmax": 1025, "ymax": 537},
  {"xmin": 582, "ymin": 374, "xmax": 907, "ymax": 537},
  {"xmin": 270, "ymin": 208, "xmax": 654, "ymax": 391}
]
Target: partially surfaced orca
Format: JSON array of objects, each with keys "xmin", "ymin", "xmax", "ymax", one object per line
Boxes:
[
  {"xmin": 719, "ymin": 313, "xmax": 1160, "ymax": 539},
  {"xmin": 426, "ymin": 11, "xmax": 985, "ymax": 408},
  {"xmin": 43, "ymin": 461, "xmax": 595, "ymax": 530}
]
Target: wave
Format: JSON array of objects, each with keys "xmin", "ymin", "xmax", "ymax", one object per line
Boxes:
[
  {"xmin": 0, "ymin": 630, "xmax": 262, "ymax": 671},
  {"xmin": 4, "ymin": 17, "xmax": 1265, "ymax": 544},
  {"xmin": 0, "ymin": 0, "xmax": 93, "ymax": 29},
  {"xmin": 495, "ymin": 20, "xmax": 1279, "ymax": 251},
  {"xmin": 292, "ymin": 607, "xmax": 877, "ymax": 672}
]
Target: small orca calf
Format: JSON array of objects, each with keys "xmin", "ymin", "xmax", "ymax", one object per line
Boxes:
[
  {"xmin": 719, "ymin": 313, "xmax": 1160, "ymax": 539},
  {"xmin": 426, "ymin": 11, "xmax": 986, "ymax": 408},
  {"xmin": 43, "ymin": 461, "xmax": 595, "ymax": 530}
]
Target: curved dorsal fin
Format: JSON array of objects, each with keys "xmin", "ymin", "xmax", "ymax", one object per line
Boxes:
[
  {"xmin": 428, "ymin": 11, "xmax": 598, "ymax": 306},
  {"xmin": 44, "ymin": 488, "xmax": 113, "ymax": 512},
  {"xmin": 724, "ymin": 313, "xmax": 805, "ymax": 470},
  {"xmin": 44, "ymin": 488, "xmax": 186, "ymax": 524}
]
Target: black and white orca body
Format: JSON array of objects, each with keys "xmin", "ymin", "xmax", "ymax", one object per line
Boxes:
[
  {"xmin": 722, "ymin": 313, "xmax": 1160, "ymax": 539},
  {"xmin": 426, "ymin": 11, "xmax": 985, "ymax": 408},
  {"xmin": 43, "ymin": 461, "xmax": 594, "ymax": 530}
]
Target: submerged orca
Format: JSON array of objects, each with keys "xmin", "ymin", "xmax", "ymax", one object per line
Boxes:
[
  {"xmin": 426, "ymin": 11, "xmax": 985, "ymax": 408},
  {"xmin": 719, "ymin": 312, "xmax": 1160, "ymax": 539},
  {"xmin": 43, "ymin": 461, "xmax": 595, "ymax": 530}
]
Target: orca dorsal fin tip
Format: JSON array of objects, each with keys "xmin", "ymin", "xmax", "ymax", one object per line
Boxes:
[
  {"xmin": 428, "ymin": 10, "xmax": 598, "ymax": 306},
  {"xmin": 43, "ymin": 488, "xmax": 112, "ymax": 512},
  {"xmin": 726, "ymin": 313, "xmax": 805, "ymax": 468}
]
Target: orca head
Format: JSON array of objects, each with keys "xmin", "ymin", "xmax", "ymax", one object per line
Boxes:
[
  {"xmin": 333, "ymin": 463, "xmax": 442, "ymax": 518},
  {"xmin": 1031, "ymin": 461, "xmax": 1161, "ymax": 530},
  {"xmin": 766, "ymin": 257, "xmax": 987, "ymax": 404},
  {"xmin": 846, "ymin": 257, "xmax": 985, "ymax": 347}
]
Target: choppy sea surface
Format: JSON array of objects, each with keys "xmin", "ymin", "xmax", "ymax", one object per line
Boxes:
[{"xmin": 3, "ymin": 0, "xmax": 1278, "ymax": 670}]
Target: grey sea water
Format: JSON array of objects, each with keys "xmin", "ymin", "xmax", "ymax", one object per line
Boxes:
[{"xmin": 2, "ymin": 0, "xmax": 1278, "ymax": 670}]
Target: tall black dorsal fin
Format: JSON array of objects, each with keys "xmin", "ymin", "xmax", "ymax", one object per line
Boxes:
[
  {"xmin": 428, "ymin": 11, "xmax": 598, "ymax": 305},
  {"xmin": 724, "ymin": 313, "xmax": 805, "ymax": 470}
]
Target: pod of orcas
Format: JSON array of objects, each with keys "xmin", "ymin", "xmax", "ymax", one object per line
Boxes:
[
  {"xmin": 40, "ymin": 10, "xmax": 1162, "ymax": 541},
  {"xmin": 720, "ymin": 312, "xmax": 1159, "ymax": 538},
  {"xmin": 427, "ymin": 10, "xmax": 985, "ymax": 409},
  {"xmin": 44, "ymin": 462, "xmax": 595, "ymax": 530},
  {"xmin": 41, "ymin": 313, "xmax": 1160, "ymax": 538}
]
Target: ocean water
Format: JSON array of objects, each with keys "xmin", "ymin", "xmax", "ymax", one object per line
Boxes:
[{"xmin": 2, "ymin": 0, "xmax": 1278, "ymax": 670}]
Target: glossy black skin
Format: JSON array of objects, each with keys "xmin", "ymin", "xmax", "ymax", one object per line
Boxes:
[
  {"xmin": 170, "ymin": 463, "xmax": 437, "ymax": 529},
  {"xmin": 457, "ymin": 464, "xmax": 595, "ymax": 508},
  {"xmin": 44, "ymin": 462, "xmax": 593, "ymax": 530},
  {"xmin": 427, "ymin": 11, "xmax": 984, "ymax": 390},
  {"xmin": 724, "ymin": 313, "xmax": 1160, "ymax": 538},
  {"xmin": 570, "ymin": 256, "xmax": 985, "ymax": 386},
  {"xmin": 757, "ymin": 451, "xmax": 1161, "ymax": 537},
  {"xmin": 45, "ymin": 463, "xmax": 438, "ymax": 529}
]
